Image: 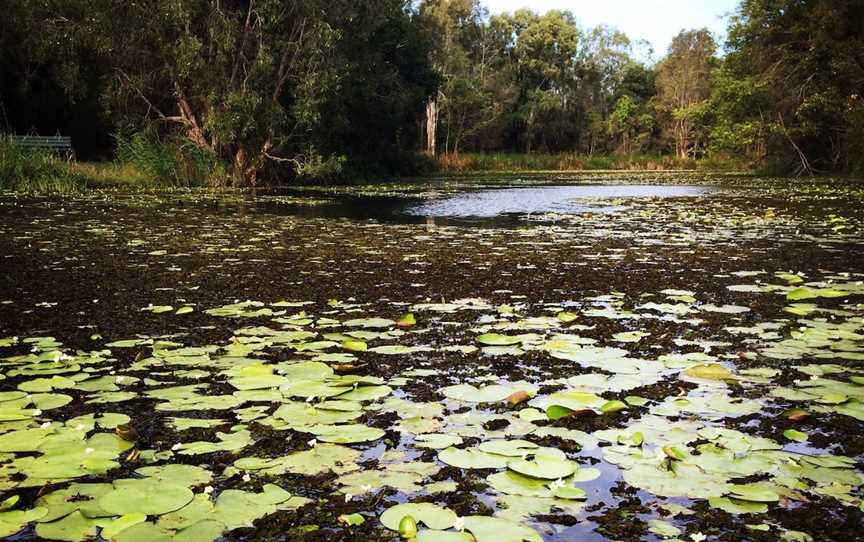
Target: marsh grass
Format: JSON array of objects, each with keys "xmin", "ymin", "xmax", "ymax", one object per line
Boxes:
[
  {"xmin": 437, "ymin": 152, "xmax": 747, "ymax": 173},
  {"xmin": 115, "ymin": 131, "xmax": 227, "ymax": 188},
  {"xmin": 0, "ymin": 136, "xmax": 87, "ymax": 194}
]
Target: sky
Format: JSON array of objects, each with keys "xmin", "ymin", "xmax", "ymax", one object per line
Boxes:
[{"xmin": 483, "ymin": 0, "xmax": 740, "ymax": 58}]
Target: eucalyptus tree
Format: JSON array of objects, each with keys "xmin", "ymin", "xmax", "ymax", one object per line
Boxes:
[
  {"xmin": 656, "ymin": 29, "xmax": 718, "ymax": 158},
  {"xmin": 497, "ymin": 9, "xmax": 582, "ymax": 152}
]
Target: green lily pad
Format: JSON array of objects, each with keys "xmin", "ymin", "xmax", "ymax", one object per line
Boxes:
[
  {"xmin": 727, "ymin": 484, "xmax": 781, "ymax": 503},
  {"xmin": 462, "ymin": 516, "xmax": 542, "ymax": 542},
  {"xmin": 34, "ymin": 510, "xmax": 98, "ymax": 541},
  {"xmin": 507, "ymin": 451, "xmax": 576, "ymax": 480},
  {"xmin": 441, "ymin": 383, "xmax": 536, "ymax": 403},
  {"xmin": 99, "ymin": 482, "xmax": 194, "ymax": 516},
  {"xmin": 0, "ymin": 507, "xmax": 48, "ymax": 537},
  {"xmin": 380, "ymin": 503, "xmax": 457, "ymax": 531},
  {"xmin": 305, "ymin": 424, "xmax": 385, "ymax": 444},
  {"xmin": 134, "ymin": 464, "xmax": 212, "ymax": 487},
  {"xmin": 708, "ymin": 496, "xmax": 769, "ymax": 514},
  {"xmin": 783, "ymin": 429, "xmax": 808, "ymax": 443},
  {"xmin": 477, "ymin": 440, "xmax": 539, "ymax": 457},
  {"xmin": 414, "ymin": 434, "xmax": 463, "ymax": 449},
  {"xmin": 438, "ymin": 447, "xmax": 509, "ymax": 469}
]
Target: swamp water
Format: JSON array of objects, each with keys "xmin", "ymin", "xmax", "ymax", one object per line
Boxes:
[{"xmin": 0, "ymin": 173, "xmax": 863, "ymax": 541}]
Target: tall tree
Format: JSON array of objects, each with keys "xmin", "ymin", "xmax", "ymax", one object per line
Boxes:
[
  {"xmin": 656, "ymin": 29, "xmax": 717, "ymax": 158},
  {"xmin": 726, "ymin": 0, "xmax": 864, "ymax": 174}
]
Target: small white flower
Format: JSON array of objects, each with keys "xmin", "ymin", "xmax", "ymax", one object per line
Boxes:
[
  {"xmin": 344, "ymin": 493, "xmax": 352, "ymax": 502},
  {"xmin": 242, "ymin": 474, "xmax": 251, "ymax": 482},
  {"xmin": 307, "ymin": 438, "xmax": 317, "ymax": 447},
  {"xmin": 453, "ymin": 517, "xmax": 465, "ymax": 531},
  {"xmin": 690, "ymin": 533, "xmax": 707, "ymax": 542},
  {"xmin": 203, "ymin": 485, "xmax": 214, "ymax": 494},
  {"xmin": 84, "ymin": 447, "xmax": 95, "ymax": 454},
  {"xmin": 548, "ymin": 479, "xmax": 565, "ymax": 491}
]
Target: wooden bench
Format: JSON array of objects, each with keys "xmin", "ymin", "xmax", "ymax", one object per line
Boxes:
[{"xmin": 10, "ymin": 135, "xmax": 74, "ymax": 160}]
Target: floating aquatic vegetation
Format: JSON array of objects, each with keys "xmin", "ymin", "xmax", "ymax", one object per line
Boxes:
[{"xmin": 2, "ymin": 176, "xmax": 864, "ymax": 541}]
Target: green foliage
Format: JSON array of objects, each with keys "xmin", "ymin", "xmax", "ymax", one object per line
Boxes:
[
  {"xmin": 725, "ymin": 0, "xmax": 864, "ymax": 174},
  {"xmin": 114, "ymin": 131, "xmax": 224, "ymax": 188},
  {"xmin": 437, "ymin": 152, "xmax": 720, "ymax": 172},
  {"xmin": 17, "ymin": 0, "xmax": 435, "ymax": 185},
  {"xmin": 3, "ymin": 0, "xmax": 862, "ymax": 178}
]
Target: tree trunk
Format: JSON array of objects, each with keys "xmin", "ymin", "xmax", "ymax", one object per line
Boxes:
[
  {"xmin": 675, "ymin": 118, "xmax": 688, "ymax": 159},
  {"xmin": 526, "ymin": 108, "xmax": 535, "ymax": 154},
  {"xmin": 232, "ymin": 147, "xmax": 258, "ymax": 187},
  {"xmin": 425, "ymin": 98, "xmax": 437, "ymax": 156}
]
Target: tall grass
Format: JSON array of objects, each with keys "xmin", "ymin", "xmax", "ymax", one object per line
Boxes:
[
  {"xmin": 115, "ymin": 130, "xmax": 226, "ymax": 187},
  {"xmin": 0, "ymin": 136, "xmax": 86, "ymax": 194},
  {"xmin": 436, "ymin": 152, "xmax": 746, "ymax": 172}
]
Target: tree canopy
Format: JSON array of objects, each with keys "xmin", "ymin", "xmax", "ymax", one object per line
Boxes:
[{"xmin": 1, "ymin": 0, "xmax": 862, "ymax": 182}]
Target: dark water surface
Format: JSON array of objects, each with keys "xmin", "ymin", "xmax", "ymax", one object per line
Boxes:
[{"xmin": 1, "ymin": 173, "xmax": 863, "ymax": 542}]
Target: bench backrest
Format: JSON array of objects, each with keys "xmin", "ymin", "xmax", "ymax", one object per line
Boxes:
[{"xmin": 10, "ymin": 135, "xmax": 73, "ymax": 150}]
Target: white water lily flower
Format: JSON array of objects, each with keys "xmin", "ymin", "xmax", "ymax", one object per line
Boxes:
[
  {"xmin": 453, "ymin": 517, "xmax": 465, "ymax": 531},
  {"xmin": 548, "ymin": 479, "xmax": 566, "ymax": 491},
  {"xmin": 691, "ymin": 533, "xmax": 707, "ymax": 542},
  {"xmin": 203, "ymin": 486, "xmax": 214, "ymax": 494},
  {"xmin": 242, "ymin": 474, "xmax": 251, "ymax": 482},
  {"xmin": 307, "ymin": 438, "xmax": 317, "ymax": 447},
  {"xmin": 344, "ymin": 493, "xmax": 352, "ymax": 502}
]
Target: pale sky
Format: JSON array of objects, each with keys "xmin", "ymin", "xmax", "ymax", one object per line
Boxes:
[{"xmin": 483, "ymin": 0, "xmax": 740, "ymax": 58}]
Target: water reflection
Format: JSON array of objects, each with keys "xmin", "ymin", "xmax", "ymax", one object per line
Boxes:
[
  {"xmin": 253, "ymin": 183, "xmax": 716, "ymax": 227},
  {"xmin": 405, "ymin": 184, "xmax": 712, "ymax": 218}
]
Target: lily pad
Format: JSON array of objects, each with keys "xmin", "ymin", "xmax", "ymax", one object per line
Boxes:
[
  {"xmin": 380, "ymin": 503, "xmax": 458, "ymax": 531},
  {"xmin": 99, "ymin": 483, "xmax": 194, "ymax": 516}
]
